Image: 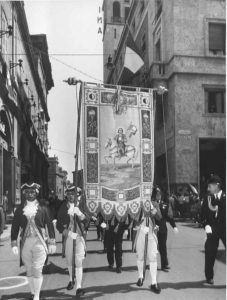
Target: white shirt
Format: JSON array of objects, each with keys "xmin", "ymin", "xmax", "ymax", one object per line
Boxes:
[{"xmin": 215, "ymin": 190, "xmax": 222, "ymax": 199}]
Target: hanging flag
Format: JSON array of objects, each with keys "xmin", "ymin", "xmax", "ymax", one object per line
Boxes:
[{"xmin": 124, "ymin": 31, "xmax": 144, "ymax": 74}]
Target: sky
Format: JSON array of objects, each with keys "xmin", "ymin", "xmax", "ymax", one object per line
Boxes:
[{"xmin": 24, "ymin": 0, "xmax": 103, "ymax": 181}]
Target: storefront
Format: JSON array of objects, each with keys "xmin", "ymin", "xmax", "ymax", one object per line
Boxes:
[{"xmin": 0, "ymin": 107, "xmax": 21, "ymax": 212}]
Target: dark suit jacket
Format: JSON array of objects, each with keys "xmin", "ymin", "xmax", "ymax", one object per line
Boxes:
[
  {"xmin": 11, "ymin": 203, "xmax": 55, "ymax": 247},
  {"xmin": 201, "ymin": 192, "xmax": 226, "ymax": 233},
  {"xmin": 56, "ymin": 200, "xmax": 90, "ymax": 238}
]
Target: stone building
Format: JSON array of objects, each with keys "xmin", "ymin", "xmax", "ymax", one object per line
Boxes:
[
  {"xmin": 103, "ymin": 0, "xmax": 132, "ymax": 81},
  {"xmin": 0, "ymin": 1, "xmax": 53, "ymax": 211},
  {"xmin": 104, "ymin": 0, "xmax": 226, "ymax": 193},
  {"xmin": 48, "ymin": 156, "xmax": 68, "ymax": 201}
]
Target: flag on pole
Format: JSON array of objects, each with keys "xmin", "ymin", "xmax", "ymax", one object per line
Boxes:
[{"xmin": 124, "ymin": 31, "xmax": 144, "ymax": 74}]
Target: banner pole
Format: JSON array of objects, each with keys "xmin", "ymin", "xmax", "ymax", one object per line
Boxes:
[{"xmin": 72, "ymin": 82, "xmax": 83, "ymax": 283}]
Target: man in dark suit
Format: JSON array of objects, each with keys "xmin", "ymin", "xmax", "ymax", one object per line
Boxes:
[{"xmin": 201, "ymin": 175, "xmax": 226, "ymax": 284}]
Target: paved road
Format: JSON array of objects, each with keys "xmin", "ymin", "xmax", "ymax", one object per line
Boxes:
[{"xmin": 0, "ymin": 222, "xmax": 226, "ymax": 300}]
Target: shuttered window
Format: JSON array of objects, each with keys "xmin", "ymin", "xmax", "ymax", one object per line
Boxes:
[{"xmin": 209, "ymin": 23, "xmax": 225, "ymax": 54}]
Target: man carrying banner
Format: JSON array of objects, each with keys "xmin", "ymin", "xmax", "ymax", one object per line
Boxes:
[
  {"xmin": 11, "ymin": 183, "xmax": 56, "ymax": 300},
  {"xmin": 133, "ymin": 197, "xmax": 162, "ymax": 294},
  {"xmin": 56, "ymin": 186, "xmax": 89, "ymax": 296}
]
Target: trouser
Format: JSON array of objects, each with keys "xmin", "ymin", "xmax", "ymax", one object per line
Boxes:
[
  {"xmin": 136, "ymin": 230, "xmax": 158, "ymax": 263},
  {"xmin": 205, "ymin": 228, "xmax": 226, "ymax": 280},
  {"xmin": 158, "ymin": 230, "xmax": 168, "ymax": 268},
  {"xmin": 65, "ymin": 234, "xmax": 85, "ymax": 267},
  {"xmin": 22, "ymin": 237, "xmax": 47, "ymax": 278},
  {"xmin": 105, "ymin": 229, "xmax": 123, "ymax": 268},
  {"xmin": 136, "ymin": 230, "xmax": 158, "ymax": 284}
]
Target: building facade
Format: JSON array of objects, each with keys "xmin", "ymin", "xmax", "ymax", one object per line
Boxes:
[
  {"xmin": 103, "ymin": 0, "xmax": 132, "ymax": 80},
  {"xmin": 104, "ymin": 0, "xmax": 226, "ymax": 194},
  {"xmin": 0, "ymin": 1, "xmax": 54, "ymax": 211},
  {"xmin": 48, "ymin": 156, "xmax": 68, "ymax": 201}
]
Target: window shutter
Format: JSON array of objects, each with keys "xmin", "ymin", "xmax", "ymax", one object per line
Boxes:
[{"xmin": 209, "ymin": 23, "xmax": 226, "ymax": 51}]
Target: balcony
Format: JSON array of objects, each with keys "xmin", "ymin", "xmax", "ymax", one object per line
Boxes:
[{"xmin": 111, "ymin": 16, "xmax": 126, "ymax": 24}]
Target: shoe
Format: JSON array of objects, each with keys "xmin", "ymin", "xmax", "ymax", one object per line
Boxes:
[
  {"xmin": 161, "ymin": 267, "xmax": 169, "ymax": 272},
  {"xmin": 116, "ymin": 267, "xmax": 122, "ymax": 273},
  {"xmin": 76, "ymin": 288, "xmax": 85, "ymax": 296},
  {"xmin": 163, "ymin": 265, "xmax": 170, "ymax": 270},
  {"xmin": 67, "ymin": 281, "xmax": 74, "ymax": 290},
  {"xmin": 206, "ymin": 279, "xmax": 214, "ymax": 285},
  {"xmin": 136, "ymin": 278, "xmax": 144, "ymax": 287},
  {"xmin": 150, "ymin": 283, "xmax": 161, "ymax": 294}
]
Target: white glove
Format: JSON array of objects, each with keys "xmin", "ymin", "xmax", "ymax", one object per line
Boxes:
[
  {"xmin": 74, "ymin": 207, "xmax": 83, "ymax": 217},
  {"xmin": 48, "ymin": 245, "xmax": 56, "ymax": 254},
  {"xmin": 68, "ymin": 231, "xmax": 78, "ymax": 240},
  {"xmin": 91, "ymin": 216, "xmax": 97, "ymax": 221},
  {"xmin": 173, "ymin": 227, "xmax": 179, "ymax": 234},
  {"xmin": 205, "ymin": 225, "xmax": 212, "ymax": 234},
  {"xmin": 12, "ymin": 246, "xmax": 19, "ymax": 255},
  {"xmin": 123, "ymin": 230, "xmax": 128, "ymax": 237},
  {"xmin": 101, "ymin": 222, "xmax": 107, "ymax": 229},
  {"xmin": 150, "ymin": 208, "xmax": 157, "ymax": 215},
  {"xmin": 141, "ymin": 225, "xmax": 149, "ymax": 234}
]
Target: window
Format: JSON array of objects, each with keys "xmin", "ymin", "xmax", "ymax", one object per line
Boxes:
[
  {"xmin": 132, "ymin": 19, "xmax": 135, "ymax": 32},
  {"xmin": 124, "ymin": 0, "xmax": 130, "ymax": 3},
  {"xmin": 125, "ymin": 7, "xmax": 130, "ymax": 21},
  {"xmin": 155, "ymin": 39, "xmax": 161, "ymax": 61},
  {"xmin": 141, "ymin": 33, "xmax": 146, "ymax": 53},
  {"xmin": 205, "ymin": 89, "xmax": 225, "ymax": 114},
  {"xmin": 113, "ymin": 1, "xmax": 121, "ymax": 22},
  {"xmin": 209, "ymin": 23, "xmax": 225, "ymax": 55},
  {"xmin": 114, "ymin": 28, "xmax": 117, "ymax": 39},
  {"xmin": 1, "ymin": 10, "xmax": 8, "ymax": 61}
]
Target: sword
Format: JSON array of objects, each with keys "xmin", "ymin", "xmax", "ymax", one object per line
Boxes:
[{"xmin": 143, "ymin": 217, "xmax": 149, "ymax": 280}]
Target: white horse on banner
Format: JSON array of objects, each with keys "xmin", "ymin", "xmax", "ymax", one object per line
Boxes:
[{"xmin": 104, "ymin": 138, "xmax": 137, "ymax": 168}]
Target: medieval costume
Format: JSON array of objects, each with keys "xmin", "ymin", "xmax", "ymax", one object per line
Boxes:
[
  {"xmin": 153, "ymin": 187, "xmax": 178, "ymax": 271},
  {"xmin": 201, "ymin": 175, "xmax": 226, "ymax": 284},
  {"xmin": 114, "ymin": 128, "xmax": 127, "ymax": 156},
  {"xmin": 56, "ymin": 186, "xmax": 90, "ymax": 296},
  {"xmin": 11, "ymin": 183, "xmax": 56, "ymax": 300},
  {"xmin": 132, "ymin": 200, "xmax": 162, "ymax": 294}
]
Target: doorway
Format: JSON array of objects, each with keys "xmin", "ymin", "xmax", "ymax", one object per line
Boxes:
[{"xmin": 199, "ymin": 138, "xmax": 226, "ymax": 193}]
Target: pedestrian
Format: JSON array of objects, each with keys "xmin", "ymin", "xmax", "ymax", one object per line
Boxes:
[
  {"xmin": 3, "ymin": 190, "xmax": 8, "ymax": 228},
  {"xmin": 101, "ymin": 216, "xmax": 128, "ymax": 273},
  {"xmin": 56, "ymin": 186, "xmax": 90, "ymax": 297},
  {"xmin": 152, "ymin": 187, "xmax": 179, "ymax": 272},
  {"xmin": 201, "ymin": 175, "xmax": 226, "ymax": 284},
  {"xmin": 11, "ymin": 182, "xmax": 56, "ymax": 300},
  {"xmin": 132, "ymin": 196, "xmax": 162, "ymax": 294}
]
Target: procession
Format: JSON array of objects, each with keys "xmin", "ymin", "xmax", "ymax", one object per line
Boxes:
[{"xmin": 0, "ymin": 0, "xmax": 226, "ymax": 300}]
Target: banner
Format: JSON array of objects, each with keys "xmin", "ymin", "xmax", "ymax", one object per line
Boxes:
[{"xmin": 82, "ymin": 83, "xmax": 154, "ymax": 219}]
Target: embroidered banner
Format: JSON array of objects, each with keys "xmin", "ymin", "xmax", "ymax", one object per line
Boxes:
[{"xmin": 82, "ymin": 83, "xmax": 154, "ymax": 219}]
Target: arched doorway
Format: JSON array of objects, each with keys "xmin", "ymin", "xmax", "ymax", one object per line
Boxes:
[{"xmin": 0, "ymin": 108, "xmax": 13, "ymax": 212}]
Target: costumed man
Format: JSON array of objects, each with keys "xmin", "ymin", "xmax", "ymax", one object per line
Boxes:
[
  {"xmin": 56, "ymin": 186, "xmax": 89, "ymax": 296},
  {"xmin": 132, "ymin": 197, "xmax": 162, "ymax": 294},
  {"xmin": 114, "ymin": 128, "xmax": 127, "ymax": 157},
  {"xmin": 11, "ymin": 183, "xmax": 56, "ymax": 300},
  {"xmin": 100, "ymin": 215, "xmax": 128, "ymax": 273},
  {"xmin": 201, "ymin": 175, "xmax": 226, "ymax": 284},
  {"xmin": 152, "ymin": 187, "xmax": 179, "ymax": 272}
]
